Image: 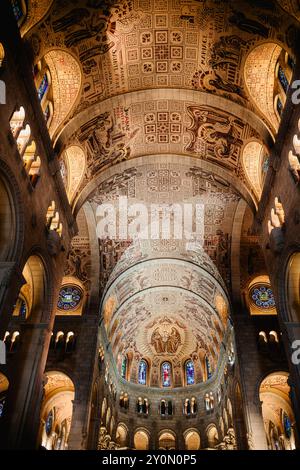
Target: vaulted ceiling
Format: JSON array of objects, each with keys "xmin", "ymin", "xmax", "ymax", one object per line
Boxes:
[{"xmin": 19, "ymin": 0, "xmax": 299, "ymax": 381}]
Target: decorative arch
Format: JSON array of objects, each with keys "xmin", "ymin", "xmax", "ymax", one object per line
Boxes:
[
  {"xmin": 244, "ymin": 42, "xmax": 283, "ymax": 133},
  {"xmin": 184, "ymin": 429, "xmax": 201, "ymax": 450},
  {"xmin": 20, "ymin": 0, "xmax": 55, "ymax": 37},
  {"xmin": 286, "ymin": 252, "xmax": 300, "ymax": 322},
  {"xmin": 158, "ymin": 430, "xmax": 176, "ymax": 450},
  {"xmin": 15, "ymin": 255, "xmax": 46, "ymax": 320},
  {"xmin": 39, "ymin": 371, "xmax": 75, "ymax": 450},
  {"xmin": 206, "ymin": 424, "xmax": 219, "ymax": 449},
  {"xmin": 61, "ymin": 145, "xmax": 86, "ymax": 205},
  {"xmin": 227, "ymin": 398, "xmax": 233, "ymax": 426},
  {"xmin": 242, "ymin": 141, "xmax": 268, "ymax": 201},
  {"xmin": 116, "ymin": 423, "xmax": 128, "ymax": 447},
  {"xmin": 259, "ymin": 372, "xmax": 296, "ymax": 450},
  {"xmin": 43, "ymin": 49, "xmax": 82, "ymax": 140},
  {"xmin": 101, "ymin": 397, "xmax": 107, "ymax": 421},
  {"xmin": 134, "ymin": 428, "xmax": 150, "ymax": 450}
]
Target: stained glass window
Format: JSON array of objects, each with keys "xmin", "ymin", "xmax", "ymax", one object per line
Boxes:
[
  {"xmin": 262, "ymin": 156, "xmax": 269, "ymax": 174},
  {"xmin": 278, "ymin": 65, "xmax": 289, "ymax": 93},
  {"xmin": 161, "ymin": 362, "xmax": 172, "ymax": 387},
  {"xmin": 0, "ymin": 396, "xmax": 5, "ymax": 418},
  {"xmin": 277, "ymin": 97, "xmax": 283, "ymax": 116},
  {"xmin": 20, "ymin": 299, "xmax": 27, "ymax": 318},
  {"xmin": 45, "ymin": 410, "xmax": 53, "ymax": 436},
  {"xmin": 250, "ymin": 284, "xmax": 275, "ymax": 310},
  {"xmin": 138, "ymin": 360, "xmax": 147, "ymax": 385},
  {"xmin": 185, "ymin": 360, "xmax": 195, "ymax": 385},
  {"xmin": 121, "ymin": 356, "xmax": 127, "ymax": 380},
  {"xmin": 283, "ymin": 412, "xmax": 292, "ymax": 439},
  {"xmin": 38, "ymin": 73, "xmax": 49, "ymax": 101},
  {"xmin": 11, "ymin": 0, "xmax": 24, "ymax": 22},
  {"xmin": 206, "ymin": 356, "xmax": 212, "ymax": 380},
  {"xmin": 57, "ymin": 285, "xmax": 82, "ymax": 311},
  {"xmin": 44, "ymin": 104, "xmax": 50, "ymax": 123}
]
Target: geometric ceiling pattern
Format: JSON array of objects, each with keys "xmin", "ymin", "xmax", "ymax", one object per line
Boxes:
[
  {"xmin": 21, "ymin": 0, "xmax": 299, "ymax": 390},
  {"xmin": 87, "ymin": 159, "xmax": 242, "ymax": 288},
  {"xmin": 24, "ymin": 0, "xmax": 298, "ymax": 205}
]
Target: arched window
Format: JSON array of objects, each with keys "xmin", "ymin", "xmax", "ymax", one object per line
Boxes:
[
  {"xmin": 45, "ymin": 409, "xmax": 54, "ymax": 436},
  {"xmin": 283, "ymin": 412, "xmax": 292, "ymax": 439},
  {"xmin": 0, "ymin": 394, "xmax": 5, "ymax": 418},
  {"xmin": 10, "ymin": 106, "xmax": 25, "ymax": 138},
  {"xmin": 205, "ymin": 356, "xmax": 212, "ymax": 380},
  {"xmin": 191, "ymin": 397, "xmax": 197, "ymax": 414},
  {"xmin": 38, "ymin": 72, "xmax": 49, "ymax": 101},
  {"xmin": 276, "ymin": 95, "xmax": 283, "ymax": 117},
  {"xmin": 138, "ymin": 359, "xmax": 147, "ymax": 385},
  {"xmin": 44, "ymin": 101, "xmax": 53, "ymax": 127},
  {"xmin": 121, "ymin": 356, "xmax": 127, "ymax": 380},
  {"xmin": 185, "ymin": 360, "xmax": 195, "ymax": 385},
  {"xmin": 11, "ymin": 0, "xmax": 27, "ymax": 25},
  {"xmin": 161, "ymin": 362, "xmax": 172, "ymax": 387},
  {"xmin": 277, "ymin": 65, "xmax": 289, "ymax": 94}
]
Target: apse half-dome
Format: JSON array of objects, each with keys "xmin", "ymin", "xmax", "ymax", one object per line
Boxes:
[{"xmin": 101, "ymin": 240, "xmax": 231, "ymax": 388}]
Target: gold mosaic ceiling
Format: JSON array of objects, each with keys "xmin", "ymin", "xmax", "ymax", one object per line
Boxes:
[
  {"xmin": 25, "ymin": 0, "xmax": 297, "ymax": 180},
  {"xmin": 21, "ymin": 0, "xmax": 299, "ymax": 385}
]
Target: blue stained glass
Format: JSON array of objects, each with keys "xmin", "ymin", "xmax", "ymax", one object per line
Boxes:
[
  {"xmin": 278, "ymin": 66, "xmax": 289, "ymax": 93},
  {"xmin": 20, "ymin": 299, "xmax": 26, "ymax": 318},
  {"xmin": 250, "ymin": 285, "xmax": 275, "ymax": 309},
  {"xmin": 262, "ymin": 157, "xmax": 269, "ymax": 174},
  {"xmin": 45, "ymin": 410, "xmax": 53, "ymax": 436},
  {"xmin": 206, "ymin": 356, "xmax": 212, "ymax": 380},
  {"xmin": 276, "ymin": 97, "xmax": 283, "ymax": 116},
  {"xmin": 161, "ymin": 362, "xmax": 171, "ymax": 387},
  {"xmin": 185, "ymin": 360, "xmax": 195, "ymax": 385},
  {"xmin": 283, "ymin": 413, "xmax": 292, "ymax": 439},
  {"xmin": 0, "ymin": 396, "xmax": 5, "ymax": 418},
  {"xmin": 138, "ymin": 360, "xmax": 147, "ymax": 385},
  {"xmin": 38, "ymin": 74, "xmax": 49, "ymax": 101},
  {"xmin": 11, "ymin": 0, "xmax": 23, "ymax": 22},
  {"xmin": 121, "ymin": 357, "xmax": 127, "ymax": 380},
  {"xmin": 57, "ymin": 286, "xmax": 82, "ymax": 311}
]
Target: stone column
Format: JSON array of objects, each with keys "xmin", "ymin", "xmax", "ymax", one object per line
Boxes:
[
  {"xmin": 0, "ymin": 322, "xmax": 52, "ymax": 449},
  {"xmin": 234, "ymin": 315, "xmax": 268, "ymax": 450},
  {"xmin": 67, "ymin": 317, "xmax": 99, "ymax": 450},
  {"xmin": 0, "ymin": 262, "xmax": 24, "ymax": 337}
]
